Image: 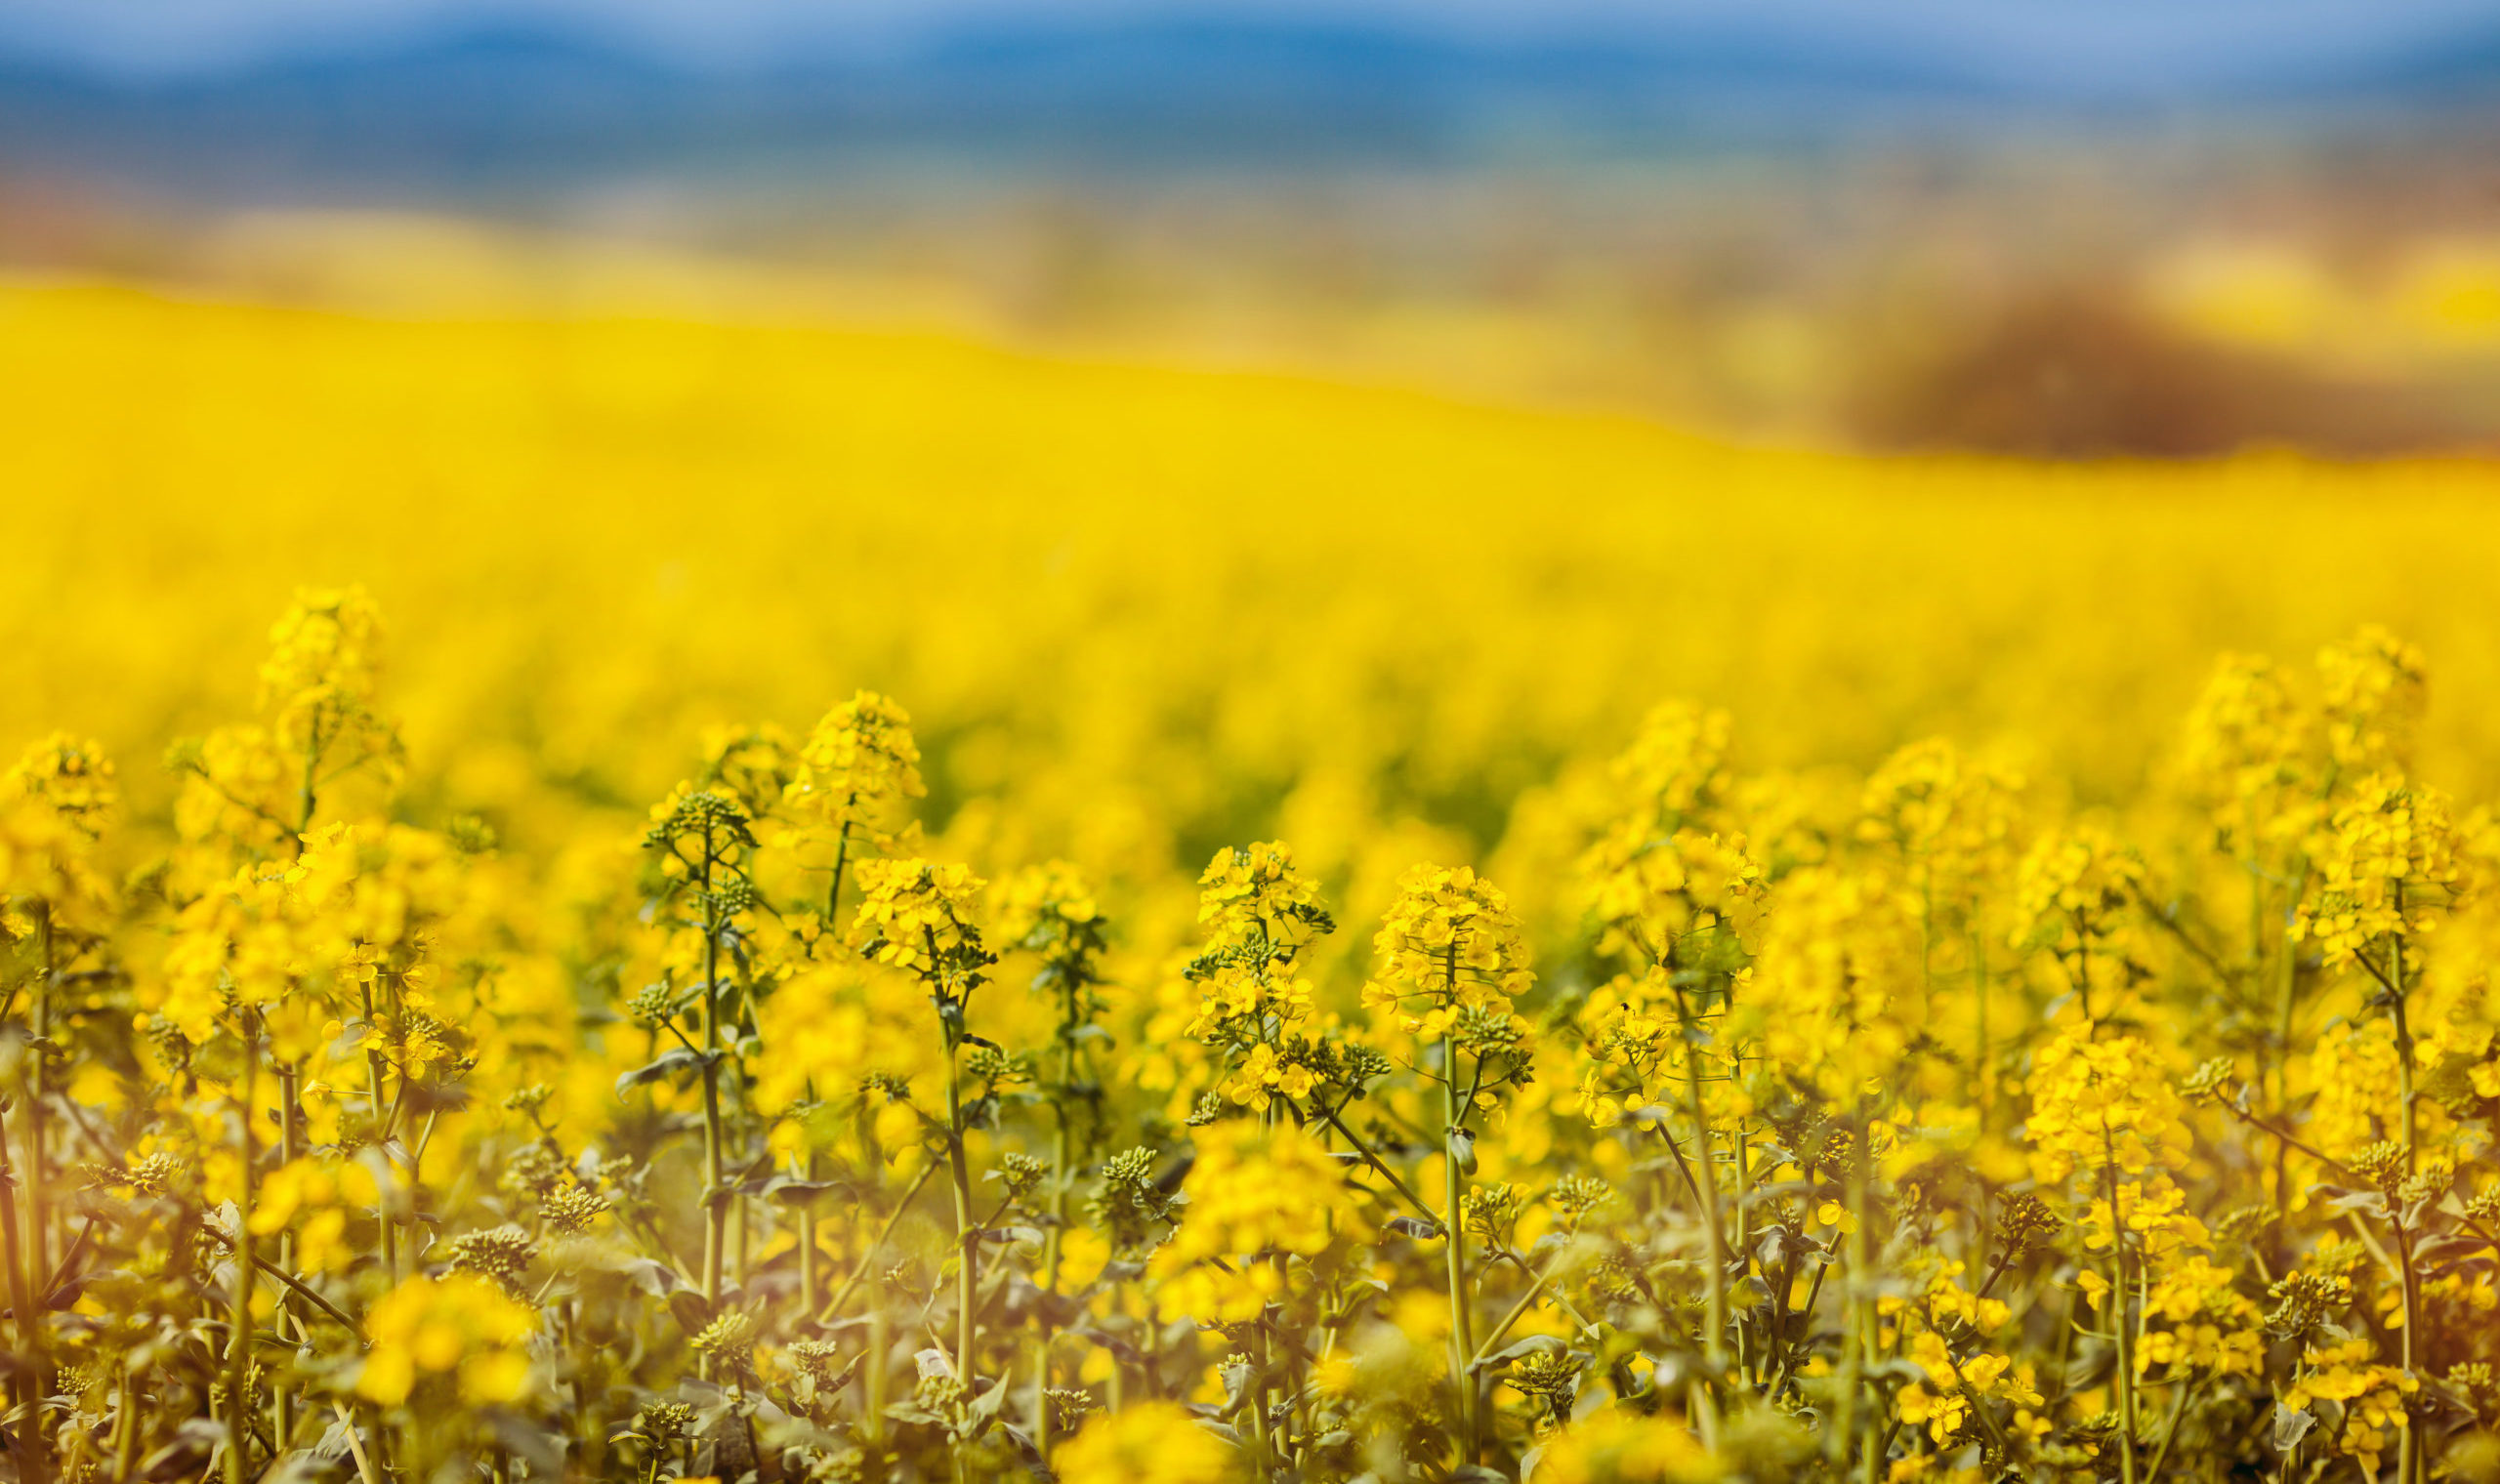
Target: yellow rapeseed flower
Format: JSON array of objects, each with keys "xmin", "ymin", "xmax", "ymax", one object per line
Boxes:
[{"xmin": 357, "ymin": 1272, "xmax": 537, "ymax": 1408}]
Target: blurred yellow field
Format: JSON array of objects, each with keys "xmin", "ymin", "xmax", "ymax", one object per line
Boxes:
[
  {"xmin": 8, "ymin": 272, "xmax": 2500, "ymax": 1483},
  {"xmin": 11, "ymin": 278, "xmax": 2500, "ymax": 821}
]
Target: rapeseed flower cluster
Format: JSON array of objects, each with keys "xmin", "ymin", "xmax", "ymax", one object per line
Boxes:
[
  {"xmin": 11, "ymin": 280, "xmax": 2500, "ymax": 1484},
  {"xmin": 15, "ymin": 585, "xmax": 2500, "ymax": 1484},
  {"xmin": 1147, "ymin": 1122, "xmax": 1368, "ymax": 1324}
]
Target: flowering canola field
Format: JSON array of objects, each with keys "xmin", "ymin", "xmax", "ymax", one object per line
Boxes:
[{"xmin": 7, "ymin": 278, "xmax": 2500, "ymax": 1484}]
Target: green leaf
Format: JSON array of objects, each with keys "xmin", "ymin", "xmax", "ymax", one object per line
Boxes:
[
  {"xmin": 613, "ymin": 1047, "xmax": 719, "ymax": 1098},
  {"xmin": 968, "ymin": 1377, "xmax": 1013, "ymax": 1422},
  {"xmin": 1472, "ymin": 1335, "xmax": 1564, "ymax": 1373},
  {"xmin": 758, "ymin": 1175, "xmax": 850, "ymax": 1208}
]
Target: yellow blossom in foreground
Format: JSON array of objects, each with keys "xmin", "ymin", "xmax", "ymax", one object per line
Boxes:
[
  {"xmin": 250, "ymin": 1157, "xmax": 379, "ymax": 1275},
  {"xmin": 783, "ymin": 689, "xmax": 926, "ymax": 873},
  {"xmin": 2296, "ymin": 773, "xmax": 2468, "ymax": 967},
  {"xmin": 2023, "ymin": 1026, "xmax": 2189, "ymax": 1187},
  {"xmin": 1532, "ymin": 1410, "xmax": 1720, "ymax": 1484},
  {"xmin": 847, "ymin": 858, "xmax": 990, "ymax": 983},
  {"xmin": 1148, "ymin": 1122, "xmax": 1369, "ymax": 1323},
  {"xmin": 1196, "ymin": 840, "xmax": 1328, "ymax": 951},
  {"xmin": 1360, "ymin": 863, "xmax": 1534, "ymax": 1039},
  {"xmin": 1056, "ymin": 1402, "xmax": 1238, "ymax": 1484},
  {"xmin": 2283, "ymin": 1340, "xmax": 2418, "ymax": 1477},
  {"xmin": 357, "ymin": 1272, "xmax": 538, "ymax": 1408}
]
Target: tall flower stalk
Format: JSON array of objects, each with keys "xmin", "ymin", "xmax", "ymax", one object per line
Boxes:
[
  {"xmin": 1361, "ymin": 864, "xmax": 1535, "ymax": 1463},
  {"xmin": 999, "ymin": 862, "xmax": 1111, "ymax": 1463},
  {"xmin": 643, "ymin": 788, "xmax": 763, "ymax": 1315},
  {"xmin": 849, "ymin": 858, "xmax": 996, "ymax": 1382},
  {"xmin": 2295, "ymin": 773, "xmax": 2465, "ymax": 1484}
]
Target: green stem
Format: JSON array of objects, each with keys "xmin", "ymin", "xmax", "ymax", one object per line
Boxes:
[
  {"xmin": 1038, "ymin": 975, "xmax": 1079, "ymax": 1464},
  {"xmin": 797, "ymin": 1144, "xmax": 818, "ymax": 1326},
  {"xmin": 1833, "ymin": 1108, "xmax": 1870, "ymax": 1475},
  {"xmin": 1680, "ymin": 989, "xmax": 1729, "ymax": 1381},
  {"xmin": 328, "ymin": 1403, "xmax": 379, "ymax": 1484},
  {"xmin": 825, "ymin": 818, "xmax": 854, "ymax": 928},
  {"xmin": 26, "ymin": 904, "xmax": 50, "ymax": 1399},
  {"xmin": 0, "ymin": 1106, "xmax": 48, "ymax": 1484},
  {"xmin": 2272, "ymin": 861, "xmax": 2307, "ymax": 1214},
  {"xmin": 359, "ymin": 983, "xmax": 397, "ymax": 1289},
  {"xmin": 697, "ymin": 829, "xmax": 729, "ymax": 1320},
  {"xmin": 1441, "ymin": 1032, "xmax": 1475, "ymax": 1465},
  {"xmin": 2388, "ymin": 912, "xmax": 2423, "ymax": 1484},
  {"xmin": 1970, "ymin": 926, "xmax": 1995, "ymax": 1289},
  {"xmin": 1250, "ymin": 1326, "xmax": 1272, "ymax": 1469},
  {"xmin": 250, "ymin": 1254, "xmax": 360, "ymax": 1339},
  {"xmin": 227, "ymin": 1011, "xmax": 259, "ymax": 1484},
  {"xmin": 2075, "ymin": 931, "xmax": 2094, "ymax": 1032},
  {"xmin": 2104, "ymin": 1128, "xmax": 2137, "ymax": 1484},
  {"xmin": 818, "ymin": 1160, "xmax": 941, "ymax": 1324},
  {"xmin": 1468, "ymin": 1253, "xmax": 1580, "ymax": 1368},
  {"xmin": 865, "ymin": 1302, "xmax": 890, "ymax": 1449},
  {"xmin": 1733, "ymin": 1117, "xmax": 1755, "ymax": 1385},
  {"xmin": 12, "ymin": 902, "xmax": 58, "ymax": 1473},
  {"xmin": 1317, "ymin": 1106, "xmax": 1440, "ymax": 1229},
  {"xmin": 111, "ymin": 1362, "xmax": 140, "ymax": 1484},
  {"xmin": 273, "ymin": 1064, "xmax": 301, "ymax": 1453},
  {"xmin": 794, "ymin": 839, "xmax": 859, "ymax": 1326},
  {"xmin": 2145, "ymin": 1373, "xmax": 2206, "ymax": 1484},
  {"xmin": 944, "ymin": 1028, "xmax": 978, "ymax": 1384}
]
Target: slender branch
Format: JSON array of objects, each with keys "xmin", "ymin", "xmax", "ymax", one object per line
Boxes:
[
  {"xmin": 1316, "ymin": 1106, "xmax": 1440, "ymax": 1231},
  {"xmin": 330, "ymin": 1403, "xmax": 381, "ymax": 1484},
  {"xmin": 1649, "ymin": 1119, "xmax": 1710, "ymax": 1213},
  {"xmin": 251, "ymin": 1257, "xmax": 361, "ymax": 1340},
  {"xmin": 2211, "ymin": 1097, "xmax": 2351, "ymax": 1179},
  {"xmin": 1467, "ymin": 1246, "xmax": 1598, "ymax": 1370},
  {"xmin": 2144, "ymin": 1372, "xmax": 2208, "ymax": 1484},
  {"xmin": 818, "ymin": 1159, "xmax": 942, "ymax": 1324}
]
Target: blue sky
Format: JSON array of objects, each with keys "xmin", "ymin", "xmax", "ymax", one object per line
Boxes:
[{"xmin": 8, "ymin": 0, "xmax": 2496, "ymax": 87}]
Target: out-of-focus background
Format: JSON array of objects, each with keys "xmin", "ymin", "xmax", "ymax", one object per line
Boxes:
[
  {"xmin": 14, "ymin": 0, "xmax": 2500, "ymax": 859},
  {"xmin": 8, "ymin": 0, "xmax": 2500, "ymax": 456}
]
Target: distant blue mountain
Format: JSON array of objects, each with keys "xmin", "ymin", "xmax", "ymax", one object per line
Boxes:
[{"xmin": 1, "ymin": 13, "xmax": 2494, "ymax": 196}]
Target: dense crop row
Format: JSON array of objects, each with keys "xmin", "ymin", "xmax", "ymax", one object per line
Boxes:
[
  {"xmin": 9, "ymin": 281, "xmax": 2500, "ymax": 1484},
  {"xmin": 6, "ymin": 582, "xmax": 2499, "ymax": 1484}
]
